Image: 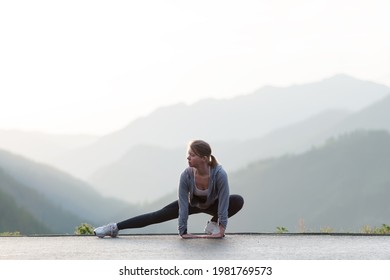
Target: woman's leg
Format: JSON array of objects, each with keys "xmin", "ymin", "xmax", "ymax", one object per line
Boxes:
[
  {"xmin": 202, "ymin": 194, "xmax": 244, "ymax": 222},
  {"xmin": 227, "ymin": 194, "xmax": 245, "ymax": 217},
  {"xmin": 116, "ymin": 194, "xmax": 244, "ymax": 230},
  {"xmin": 117, "ymin": 200, "xmax": 179, "ymax": 230}
]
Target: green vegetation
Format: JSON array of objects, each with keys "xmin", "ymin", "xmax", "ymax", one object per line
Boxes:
[
  {"xmin": 74, "ymin": 223, "xmax": 94, "ymax": 235},
  {"xmin": 272, "ymin": 223, "xmax": 390, "ymax": 235},
  {"xmin": 361, "ymin": 224, "xmax": 390, "ymax": 234},
  {"xmin": 276, "ymin": 226, "xmax": 289, "ymax": 234},
  {"xmin": 320, "ymin": 227, "xmax": 335, "ymax": 233},
  {"xmin": 0, "ymin": 231, "xmax": 21, "ymax": 236}
]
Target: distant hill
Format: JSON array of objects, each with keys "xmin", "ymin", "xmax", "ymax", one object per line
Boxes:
[
  {"xmin": 120, "ymin": 130, "xmax": 390, "ymax": 234},
  {"xmin": 229, "ymin": 130, "xmax": 390, "ymax": 233},
  {"xmin": 50, "ymin": 74, "xmax": 390, "ymax": 180},
  {"xmin": 213, "ymin": 109, "xmax": 351, "ymax": 171},
  {"xmin": 87, "ymin": 92, "xmax": 390, "ymax": 204},
  {"xmin": 0, "ymin": 176, "xmax": 51, "ymax": 234},
  {"xmin": 88, "ymin": 145, "xmax": 185, "ymax": 203},
  {"xmin": 0, "ymin": 149, "xmax": 137, "ymax": 234},
  {"xmin": 88, "ymin": 110, "xmax": 350, "ymax": 203},
  {"xmin": 0, "ymin": 166, "xmax": 82, "ymax": 234},
  {"xmin": 0, "ymin": 130, "xmax": 98, "ymax": 166},
  {"xmin": 324, "ymin": 94, "xmax": 390, "ymax": 136},
  {"xmin": 2, "ymin": 131, "xmax": 390, "ymax": 234}
]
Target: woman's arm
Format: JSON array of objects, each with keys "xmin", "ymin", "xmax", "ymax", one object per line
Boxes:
[
  {"xmin": 216, "ymin": 168, "xmax": 230, "ymax": 230},
  {"xmin": 178, "ymin": 169, "xmax": 190, "ymax": 236}
]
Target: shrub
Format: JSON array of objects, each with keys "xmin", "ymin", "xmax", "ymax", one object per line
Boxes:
[
  {"xmin": 74, "ymin": 223, "xmax": 94, "ymax": 235},
  {"xmin": 276, "ymin": 226, "xmax": 288, "ymax": 234},
  {"xmin": 361, "ymin": 224, "xmax": 390, "ymax": 234},
  {"xmin": 0, "ymin": 231, "xmax": 21, "ymax": 236},
  {"xmin": 320, "ymin": 227, "xmax": 334, "ymax": 233}
]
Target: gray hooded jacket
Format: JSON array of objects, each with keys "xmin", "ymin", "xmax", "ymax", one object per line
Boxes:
[{"xmin": 178, "ymin": 164, "xmax": 230, "ymax": 235}]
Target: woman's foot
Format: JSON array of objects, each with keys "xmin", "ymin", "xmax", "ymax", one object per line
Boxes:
[
  {"xmin": 94, "ymin": 223, "xmax": 118, "ymax": 238},
  {"xmin": 204, "ymin": 221, "xmax": 220, "ymax": 235}
]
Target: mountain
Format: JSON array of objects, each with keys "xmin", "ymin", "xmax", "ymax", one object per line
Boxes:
[
  {"xmin": 50, "ymin": 74, "xmax": 390, "ymax": 180},
  {"xmin": 324, "ymin": 94, "xmax": 390, "ymax": 136},
  {"xmin": 117, "ymin": 130, "xmax": 390, "ymax": 234},
  {"xmin": 3, "ymin": 130, "xmax": 390, "ymax": 234},
  {"xmin": 213, "ymin": 109, "xmax": 351, "ymax": 171},
  {"xmin": 0, "ymin": 130, "xmax": 98, "ymax": 165},
  {"xmin": 87, "ymin": 92, "xmax": 390, "ymax": 204},
  {"xmin": 0, "ymin": 166, "xmax": 84, "ymax": 234},
  {"xmin": 219, "ymin": 90, "xmax": 390, "ymax": 172},
  {"xmin": 88, "ymin": 145, "xmax": 185, "ymax": 203},
  {"xmin": 88, "ymin": 109, "xmax": 350, "ymax": 203},
  {"xmin": 229, "ymin": 130, "xmax": 390, "ymax": 233},
  {"xmin": 0, "ymin": 176, "xmax": 51, "ymax": 234},
  {"xmin": 1, "ymin": 74, "xmax": 389, "ymax": 214},
  {"xmin": 0, "ymin": 149, "xmax": 137, "ymax": 234}
]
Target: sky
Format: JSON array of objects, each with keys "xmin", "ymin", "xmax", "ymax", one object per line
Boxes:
[{"xmin": 1, "ymin": 0, "xmax": 390, "ymax": 135}]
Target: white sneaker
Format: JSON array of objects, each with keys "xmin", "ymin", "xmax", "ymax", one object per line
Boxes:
[
  {"xmin": 94, "ymin": 223, "xmax": 118, "ymax": 238},
  {"xmin": 204, "ymin": 221, "xmax": 220, "ymax": 235}
]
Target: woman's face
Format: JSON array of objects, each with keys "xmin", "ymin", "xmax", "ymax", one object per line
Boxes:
[{"xmin": 187, "ymin": 149, "xmax": 206, "ymax": 168}]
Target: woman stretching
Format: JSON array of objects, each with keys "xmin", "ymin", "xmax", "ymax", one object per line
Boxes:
[{"xmin": 94, "ymin": 139, "xmax": 244, "ymax": 239}]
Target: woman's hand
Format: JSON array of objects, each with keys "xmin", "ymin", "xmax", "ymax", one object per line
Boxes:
[
  {"xmin": 181, "ymin": 225, "xmax": 226, "ymax": 239},
  {"xmin": 181, "ymin": 233, "xmax": 199, "ymax": 239},
  {"xmin": 207, "ymin": 224, "xmax": 225, "ymax": 238}
]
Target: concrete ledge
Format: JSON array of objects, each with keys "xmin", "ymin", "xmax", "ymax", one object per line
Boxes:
[{"xmin": 1, "ymin": 234, "xmax": 390, "ymax": 260}]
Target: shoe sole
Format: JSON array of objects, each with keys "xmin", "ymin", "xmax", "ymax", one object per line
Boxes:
[{"xmin": 94, "ymin": 231, "xmax": 105, "ymax": 238}]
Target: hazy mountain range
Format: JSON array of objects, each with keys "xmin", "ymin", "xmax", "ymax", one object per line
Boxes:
[
  {"xmin": 142, "ymin": 130, "xmax": 390, "ymax": 233},
  {"xmin": 1, "ymin": 74, "xmax": 390, "ymax": 234},
  {"xmin": 87, "ymin": 75, "xmax": 390, "ymax": 203},
  {"xmin": 0, "ymin": 130, "xmax": 98, "ymax": 165},
  {"xmin": 2, "ymin": 129, "xmax": 390, "ymax": 234},
  {"xmin": 0, "ymin": 149, "xmax": 137, "ymax": 234},
  {"xmin": 10, "ymin": 74, "xmax": 386, "ymax": 181},
  {"xmin": 230, "ymin": 130, "xmax": 390, "ymax": 233}
]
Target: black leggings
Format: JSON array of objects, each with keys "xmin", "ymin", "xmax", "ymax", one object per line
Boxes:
[{"xmin": 117, "ymin": 194, "xmax": 244, "ymax": 230}]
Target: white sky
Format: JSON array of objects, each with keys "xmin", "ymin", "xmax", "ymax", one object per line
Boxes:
[{"xmin": 1, "ymin": 0, "xmax": 390, "ymax": 135}]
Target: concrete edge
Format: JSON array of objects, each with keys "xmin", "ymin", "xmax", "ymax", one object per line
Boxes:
[{"xmin": 2, "ymin": 232, "xmax": 390, "ymax": 237}]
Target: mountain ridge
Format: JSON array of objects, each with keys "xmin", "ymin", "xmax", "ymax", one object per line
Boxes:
[
  {"xmin": 0, "ymin": 149, "xmax": 138, "ymax": 233},
  {"xmin": 49, "ymin": 74, "xmax": 390, "ymax": 179},
  {"xmin": 230, "ymin": 130, "xmax": 390, "ymax": 232},
  {"xmin": 88, "ymin": 109, "xmax": 350, "ymax": 203},
  {"xmin": 2, "ymin": 130, "xmax": 390, "ymax": 234}
]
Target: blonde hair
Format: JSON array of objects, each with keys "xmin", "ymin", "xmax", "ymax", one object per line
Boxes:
[{"xmin": 189, "ymin": 140, "xmax": 218, "ymax": 167}]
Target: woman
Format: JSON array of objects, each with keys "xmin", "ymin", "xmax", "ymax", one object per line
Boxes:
[{"xmin": 94, "ymin": 140, "xmax": 244, "ymax": 239}]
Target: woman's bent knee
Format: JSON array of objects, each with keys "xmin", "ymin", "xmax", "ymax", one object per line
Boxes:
[{"xmin": 231, "ymin": 194, "xmax": 244, "ymax": 208}]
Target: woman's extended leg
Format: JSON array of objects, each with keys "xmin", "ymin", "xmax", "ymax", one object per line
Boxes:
[
  {"xmin": 117, "ymin": 200, "xmax": 179, "ymax": 230},
  {"xmin": 94, "ymin": 201, "xmax": 180, "ymax": 237}
]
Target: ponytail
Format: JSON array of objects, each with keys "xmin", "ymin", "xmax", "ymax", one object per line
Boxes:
[{"xmin": 209, "ymin": 154, "xmax": 218, "ymax": 168}]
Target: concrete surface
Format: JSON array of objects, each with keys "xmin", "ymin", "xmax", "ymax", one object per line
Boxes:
[{"xmin": 1, "ymin": 233, "xmax": 390, "ymax": 260}]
